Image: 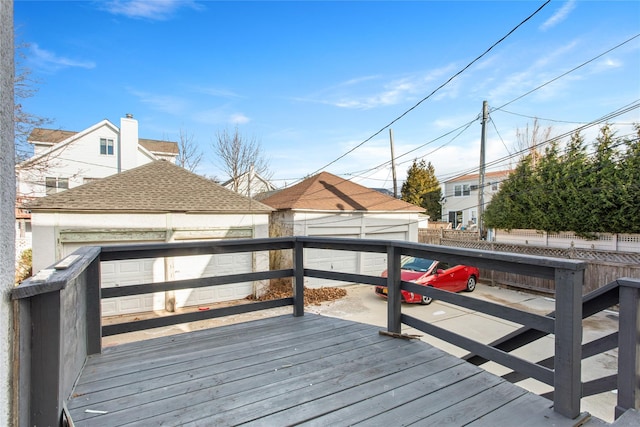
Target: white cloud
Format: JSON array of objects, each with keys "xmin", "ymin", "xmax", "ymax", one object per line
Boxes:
[
  {"xmin": 102, "ymin": 0, "xmax": 202, "ymax": 20},
  {"xmin": 229, "ymin": 113, "xmax": 250, "ymax": 124},
  {"xmin": 187, "ymin": 85, "xmax": 242, "ymax": 98},
  {"xmin": 29, "ymin": 43, "xmax": 95, "ymax": 72},
  {"xmin": 323, "ymin": 64, "xmax": 458, "ymax": 110},
  {"xmin": 129, "ymin": 89, "xmax": 188, "ymax": 115},
  {"xmin": 540, "ymin": 0, "xmax": 577, "ymax": 32}
]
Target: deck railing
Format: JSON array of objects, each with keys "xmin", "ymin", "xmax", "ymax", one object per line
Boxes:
[{"xmin": 11, "ymin": 237, "xmax": 640, "ymax": 426}]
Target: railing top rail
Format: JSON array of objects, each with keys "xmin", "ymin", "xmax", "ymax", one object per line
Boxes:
[
  {"xmin": 13, "ymin": 236, "xmax": 588, "ymax": 300},
  {"xmin": 299, "ymin": 237, "xmax": 586, "ymax": 279},
  {"xmin": 100, "ymin": 236, "xmax": 296, "ymax": 261},
  {"xmin": 617, "ymin": 277, "xmax": 640, "ymax": 289},
  {"xmin": 11, "ymin": 246, "xmax": 101, "ymax": 300}
]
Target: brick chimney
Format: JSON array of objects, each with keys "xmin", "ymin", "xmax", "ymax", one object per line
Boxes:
[{"xmin": 119, "ymin": 114, "xmax": 138, "ymax": 172}]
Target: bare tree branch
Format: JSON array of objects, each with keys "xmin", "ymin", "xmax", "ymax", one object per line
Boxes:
[
  {"xmin": 213, "ymin": 126, "xmax": 271, "ymax": 192},
  {"xmin": 175, "ymin": 128, "xmax": 202, "ymax": 172}
]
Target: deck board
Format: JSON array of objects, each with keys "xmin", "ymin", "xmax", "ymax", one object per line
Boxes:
[{"xmin": 67, "ymin": 314, "xmax": 591, "ymax": 426}]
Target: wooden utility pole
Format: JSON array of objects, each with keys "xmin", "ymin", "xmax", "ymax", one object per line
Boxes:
[
  {"xmin": 478, "ymin": 101, "xmax": 488, "ymax": 239},
  {"xmin": 389, "ymin": 128, "xmax": 398, "ymax": 198}
]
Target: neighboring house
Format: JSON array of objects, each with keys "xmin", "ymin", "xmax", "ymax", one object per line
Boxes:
[
  {"xmin": 15, "ymin": 114, "xmax": 178, "ymax": 259},
  {"xmin": 222, "ymin": 170, "xmax": 277, "ymax": 197},
  {"xmin": 27, "ymin": 160, "xmax": 274, "ymax": 317},
  {"xmin": 441, "ymin": 170, "xmax": 512, "ymax": 228},
  {"xmin": 261, "ymin": 171, "xmax": 424, "ymax": 287}
]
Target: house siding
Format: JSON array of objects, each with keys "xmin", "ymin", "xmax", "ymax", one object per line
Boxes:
[{"xmin": 0, "ymin": 1, "xmax": 14, "ymax": 422}]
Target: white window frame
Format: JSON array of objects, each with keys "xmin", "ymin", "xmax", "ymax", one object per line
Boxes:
[
  {"xmin": 100, "ymin": 138, "xmax": 114, "ymax": 155},
  {"xmin": 45, "ymin": 177, "xmax": 69, "ymax": 195}
]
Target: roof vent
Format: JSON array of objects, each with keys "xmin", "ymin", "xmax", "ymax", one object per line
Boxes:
[{"xmin": 125, "ymin": 113, "xmax": 133, "ymax": 119}]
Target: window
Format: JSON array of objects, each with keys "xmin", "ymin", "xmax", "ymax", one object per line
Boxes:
[
  {"xmin": 491, "ymin": 182, "xmax": 499, "ymax": 191},
  {"xmin": 454, "ymin": 185, "xmax": 462, "ymax": 197},
  {"xmin": 45, "ymin": 177, "xmax": 69, "ymax": 195},
  {"xmin": 100, "ymin": 138, "xmax": 114, "ymax": 155},
  {"xmin": 462, "ymin": 185, "xmax": 470, "ymax": 196}
]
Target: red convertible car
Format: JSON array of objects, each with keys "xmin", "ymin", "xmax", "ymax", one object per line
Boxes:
[{"xmin": 375, "ymin": 256, "xmax": 479, "ymax": 305}]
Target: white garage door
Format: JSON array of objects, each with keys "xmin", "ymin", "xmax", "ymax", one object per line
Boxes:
[
  {"xmin": 64, "ymin": 241, "xmax": 255, "ymax": 316},
  {"xmin": 63, "ymin": 242, "xmax": 165, "ymax": 317},
  {"xmin": 304, "ymin": 230, "xmax": 359, "ymax": 288},
  {"xmin": 173, "ymin": 252, "xmax": 253, "ymax": 307},
  {"xmin": 361, "ymin": 231, "xmax": 408, "ymax": 277}
]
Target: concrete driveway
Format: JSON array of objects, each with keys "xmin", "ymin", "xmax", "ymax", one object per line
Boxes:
[{"xmin": 306, "ymin": 282, "xmax": 620, "ymax": 424}]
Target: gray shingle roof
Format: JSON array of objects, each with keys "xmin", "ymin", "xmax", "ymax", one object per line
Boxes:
[
  {"xmin": 28, "ymin": 127, "xmax": 179, "ymax": 155},
  {"xmin": 28, "ymin": 160, "xmax": 274, "ymax": 213}
]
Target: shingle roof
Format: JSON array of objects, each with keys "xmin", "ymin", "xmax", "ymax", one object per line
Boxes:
[
  {"xmin": 28, "ymin": 128, "xmax": 179, "ymax": 154},
  {"xmin": 138, "ymin": 138, "xmax": 179, "ymax": 154},
  {"xmin": 446, "ymin": 170, "xmax": 512, "ymax": 183},
  {"xmin": 28, "ymin": 128, "xmax": 77, "ymax": 144},
  {"xmin": 27, "ymin": 160, "xmax": 274, "ymax": 214},
  {"xmin": 260, "ymin": 171, "xmax": 424, "ymax": 212}
]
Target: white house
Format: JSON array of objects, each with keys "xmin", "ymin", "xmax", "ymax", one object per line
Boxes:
[
  {"xmin": 222, "ymin": 169, "xmax": 277, "ymax": 197},
  {"xmin": 261, "ymin": 171, "xmax": 424, "ymax": 287},
  {"xmin": 441, "ymin": 170, "xmax": 511, "ymax": 228},
  {"xmin": 15, "ymin": 115, "xmax": 178, "ymax": 258},
  {"xmin": 27, "ymin": 160, "xmax": 274, "ymax": 317}
]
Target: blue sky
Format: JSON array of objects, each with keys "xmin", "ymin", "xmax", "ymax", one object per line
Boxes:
[{"xmin": 14, "ymin": 0, "xmax": 640, "ymax": 189}]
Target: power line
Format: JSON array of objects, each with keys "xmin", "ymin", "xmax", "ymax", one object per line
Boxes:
[{"xmin": 302, "ymin": 0, "xmax": 552, "ymax": 180}]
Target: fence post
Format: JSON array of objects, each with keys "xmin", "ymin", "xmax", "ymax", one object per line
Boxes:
[
  {"xmin": 293, "ymin": 239, "xmax": 304, "ymax": 317},
  {"xmin": 387, "ymin": 244, "xmax": 402, "ymax": 334},
  {"xmin": 553, "ymin": 267, "xmax": 584, "ymax": 419},
  {"xmin": 615, "ymin": 278, "xmax": 640, "ymax": 419}
]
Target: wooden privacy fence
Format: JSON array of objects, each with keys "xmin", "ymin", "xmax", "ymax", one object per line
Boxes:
[{"xmin": 420, "ymin": 229, "xmax": 640, "ymax": 295}]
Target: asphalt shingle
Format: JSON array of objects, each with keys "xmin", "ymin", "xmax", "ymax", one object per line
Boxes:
[
  {"xmin": 28, "ymin": 160, "xmax": 274, "ymax": 213},
  {"xmin": 260, "ymin": 171, "xmax": 424, "ymax": 212}
]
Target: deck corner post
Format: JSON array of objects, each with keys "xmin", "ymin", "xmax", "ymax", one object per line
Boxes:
[
  {"xmin": 293, "ymin": 239, "xmax": 304, "ymax": 317},
  {"xmin": 30, "ymin": 291, "xmax": 63, "ymax": 427},
  {"xmin": 553, "ymin": 267, "xmax": 583, "ymax": 419},
  {"xmin": 615, "ymin": 279, "xmax": 640, "ymax": 419},
  {"xmin": 387, "ymin": 244, "xmax": 402, "ymax": 334},
  {"xmin": 86, "ymin": 256, "xmax": 102, "ymax": 355}
]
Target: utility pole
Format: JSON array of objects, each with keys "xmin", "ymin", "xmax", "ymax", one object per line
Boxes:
[
  {"xmin": 478, "ymin": 101, "xmax": 488, "ymax": 239},
  {"xmin": 389, "ymin": 128, "xmax": 398, "ymax": 198}
]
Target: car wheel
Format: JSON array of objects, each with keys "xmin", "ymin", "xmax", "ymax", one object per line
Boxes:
[
  {"xmin": 420, "ymin": 294, "xmax": 433, "ymax": 305},
  {"xmin": 465, "ymin": 276, "xmax": 477, "ymax": 292}
]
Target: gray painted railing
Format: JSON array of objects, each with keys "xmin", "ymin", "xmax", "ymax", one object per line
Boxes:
[{"xmin": 11, "ymin": 237, "xmax": 640, "ymax": 426}]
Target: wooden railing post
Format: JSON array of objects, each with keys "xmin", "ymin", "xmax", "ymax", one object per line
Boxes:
[
  {"xmin": 387, "ymin": 244, "xmax": 402, "ymax": 334},
  {"xmin": 615, "ymin": 278, "xmax": 640, "ymax": 419},
  {"xmin": 293, "ymin": 239, "xmax": 304, "ymax": 317},
  {"xmin": 86, "ymin": 256, "xmax": 102, "ymax": 355},
  {"xmin": 553, "ymin": 267, "xmax": 584, "ymax": 419}
]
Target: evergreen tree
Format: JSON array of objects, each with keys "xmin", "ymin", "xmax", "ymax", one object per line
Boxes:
[
  {"xmin": 613, "ymin": 124, "xmax": 640, "ymax": 233},
  {"xmin": 401, "ymin": 159, "xmax": 441, "ymax": 220},
  {"xmin": 484, "ymin": 155, "xmax": 537, "ymax": 230},
  {"xmin": 484, "ymin": 123, "xmax": 640, "ymax": 234}
]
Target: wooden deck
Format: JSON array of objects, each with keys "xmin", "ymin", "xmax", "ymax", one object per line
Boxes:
[{"xmin": 65, "ymin": 314, "xmax": 596, "ymax": 426}]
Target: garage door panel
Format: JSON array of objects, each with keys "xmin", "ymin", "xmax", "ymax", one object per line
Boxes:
[
  {"xmin": 361, "ymin": 232, "xmax": 407, "ymax": 277},
  {"xmin": 174, "ymin": 253, "xmax": 253, "ymax": 308},
  {"xmin": 304, "ymin": 232, "xmax": 359, "ymax": 288}
]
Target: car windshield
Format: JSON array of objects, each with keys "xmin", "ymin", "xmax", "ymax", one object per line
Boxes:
[{"xmin": 401, "ymin": 257, "xmax": 435, "ymax": 272}]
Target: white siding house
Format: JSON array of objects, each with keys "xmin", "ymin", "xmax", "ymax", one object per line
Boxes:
[
  {"xmin": 15, "ymin": 115, "xmax": 178, "ymax": 260},
  {"xmin": 222, "ymin": 170, "xmax": 277, "ymax": 197},
  {"xmin": 27, "ymin": 160, "xmax": 273, "ymax": 316},
  {"xmin": 261, "ymin": 171, "xmax": 424, "ymax": 287},
  {"xmin": 441, "ymin": 170, "xmax": 511, "ymax": 229}
]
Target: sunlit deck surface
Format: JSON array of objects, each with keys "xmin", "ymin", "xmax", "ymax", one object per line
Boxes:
[{"xmin": 67, "ymin": 314, "xmax": 592, "ymax": 426}]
